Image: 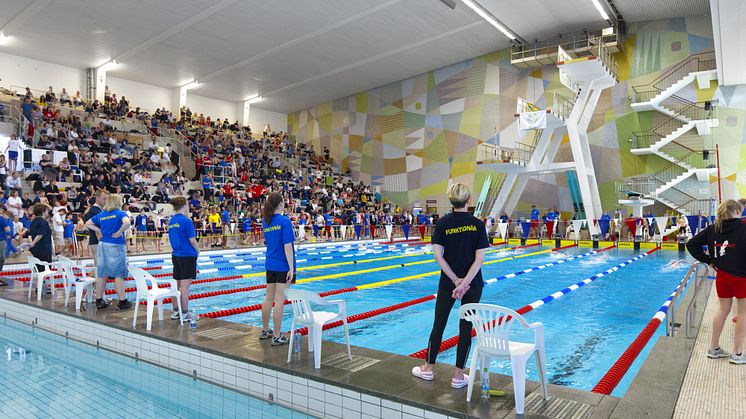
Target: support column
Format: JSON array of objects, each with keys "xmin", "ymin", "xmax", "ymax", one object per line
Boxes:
[
  {"xmin": 239, "ymin": 101, "xmax": 251, "ymax": 127},
  {"xmin": 95, "ymin": 69, "xmax": 106, "ymax": 102},
  {"xmin": 172, "ymin": 87, "xmax": 188, "ymax": 116}
]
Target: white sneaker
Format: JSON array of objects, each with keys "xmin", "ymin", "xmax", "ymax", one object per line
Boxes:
[
  {"xmin": 171, "ymin": 311, "xmax": 183, "ymax": 320},
  {"xmin": 730, "ymin": 353, "xmax": 746, "ymax": 365}
]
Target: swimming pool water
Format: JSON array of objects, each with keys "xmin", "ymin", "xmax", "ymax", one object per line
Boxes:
[
  {"xmin": 0, "ymin": 317, "xmax": 311, "ymax": 418},
  {"xmin": 90, "ymin": 241, "xmax": 694, "ymax": 397}
]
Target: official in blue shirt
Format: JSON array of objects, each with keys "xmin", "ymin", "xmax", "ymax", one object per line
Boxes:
[
  {"xmin": 135, "ymin": 212, "xmax": 148, "ymax": 253},
  {"xmin": 86, "ymin": 194, "xmax": 131, "ymax": 310},
  {"xmin": 259, "ymin": 192, "xmax": 296, "ymax": 346},
  {"xmin": 168, "ymin": 197, "xmax": 200, "ymax": 323}
]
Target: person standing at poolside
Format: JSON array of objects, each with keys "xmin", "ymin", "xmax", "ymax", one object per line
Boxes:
[
  {"xmin": 687, "ymin": 199, "xmax": 746, "ymax": 364},
  {"xmin": 84, "ymin": 190, "xmax": 107, "ymax": 268},
  {"xmin": 259, "ymin": 192, "xmax": 296, "ymax": 346},
  {"xmin": 86, "ymin": 194, "xmax": 131, "ymax": 310},
  {"xmin": 27, "ymin": 203, "xmax": 53, "ymax": 276},
  {"xmin": 168, "ymin": 196, "xmax": 199, "ymax": 324},
  {"xmin": 413, "ymin": 183, "xmax": 488, "ymax": 388}
]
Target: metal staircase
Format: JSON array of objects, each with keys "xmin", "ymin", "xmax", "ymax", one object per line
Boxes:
[{"xmin": 627, "ymin": 52, "xmax": 719, "ymax": 216}]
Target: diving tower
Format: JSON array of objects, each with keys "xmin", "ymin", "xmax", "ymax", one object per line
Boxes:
[{"xmin": 484, "ymin": 36, "xmax": 618, "ymax": 228}]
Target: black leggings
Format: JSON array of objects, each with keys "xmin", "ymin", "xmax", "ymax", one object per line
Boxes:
[{"xmin": 426, "ymin": 280, "xmax": 483, "ymax": 369}]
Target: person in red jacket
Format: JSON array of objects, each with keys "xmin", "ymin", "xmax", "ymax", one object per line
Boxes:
[{"xmin": 687, "ymin": 199, "xmax": 746, "ymax": 364}]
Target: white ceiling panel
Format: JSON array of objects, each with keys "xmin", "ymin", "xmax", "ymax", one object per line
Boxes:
[
  {"xmin": 0, "ymin": 0, "xmax": 714, "ymax": 113},
  {"xmin": 614, "ymin": 0, "xmax": 709, "ymax": 22},
  {"xmin": 710, "ymin": 0, "xmax": 746, "ymax": 85}
]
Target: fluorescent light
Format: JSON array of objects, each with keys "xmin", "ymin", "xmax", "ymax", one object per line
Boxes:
[
  {"xmin": 182, "ymin": 81, "xmax": 200, "ymax": 90},
  {"xmin": 0, "ymin": 33, "xmax": 11, "ymax": 45},
  {"xmin": 460, "ymin": 0, "xmax": 515, "ymax": 40},
  {"xmin": 245, "ymin": 95, "xmax": 262, "ymax": 104},
  {"xmin": 97, "ymin": 60, "xmax": 119, "ymax": 72},
  {"xmin": 591, "ymin": 0, "xmax": 610, "ymax": 20}
]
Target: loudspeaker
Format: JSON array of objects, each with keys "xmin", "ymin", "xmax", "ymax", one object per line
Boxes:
[
  {"xmin": 703, "ymin": 150, "xmax": 710, "ymax": 160},
  {"xmin": 704, "ymin": 101, "xmax": 712, "ymax": 110}
]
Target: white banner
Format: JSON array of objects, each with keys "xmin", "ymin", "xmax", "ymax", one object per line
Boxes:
[
  {"xmin": 340, "ymin": 225, "xmax": 347, "ymax": 239},
  {"xmin": 298, "ymin": 225, "xmax": 305, "ymax": 239},
  {"xmin": 497, "ymin": 223, "xmax": 508, "ymax": 239},
  {"xmin": 385, "ymin": 225, "xmax": 393, "ymax": 241},
  {"xmin": 571, "ymin": 220, "xmax": 585, "ymax": 241},
  {"xmin": 655, "ymin": 217, "xmax": 670, "ymax": 235},
  {"xmin": 519, "ymin": 111, "xmax": 547, "ymax": 131}
]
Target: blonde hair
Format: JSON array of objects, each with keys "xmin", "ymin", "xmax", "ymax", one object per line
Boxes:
[
  {"xmin": 104, "ymin": 194, "xmax": 123, "ymax": 212},
  {"xmin": 447, "ymin": 183, "xmax": 471, "ymax": 209},
  {"xmin": 715, "ymin": 199, "xmax": 742, "ymax": 232}
]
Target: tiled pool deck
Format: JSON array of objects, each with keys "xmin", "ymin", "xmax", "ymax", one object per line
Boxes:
[{"xmin": 0, "ymin": 265, "xmax": 718, "ymax": 419}]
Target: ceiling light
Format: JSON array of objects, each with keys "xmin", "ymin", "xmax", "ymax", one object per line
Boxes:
[
  {"xmin": 97, "ymin": 60, "xmax": 119, "ymax": 72},
  {"xmin": 591, "ymin": 0, "xmax": 610, "ymax": 20},
  {"xmin": 0, "ymin": 33, "xmax": 12, "ymax": 45},
  {"xmin": 182, "ymin": 81, "xmax": 200, "ymax": 90},
  {"xmin": 245, "ymin": 95, "xmax": 262, "ymax": 104},
  {"xmin": 460, "ymin": 0, "xmax": 515, "ymax": 40}
]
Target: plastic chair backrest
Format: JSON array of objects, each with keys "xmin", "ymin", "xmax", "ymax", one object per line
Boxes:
[
  {"xmin": 458, "ymin": 303, "xmax": 530, "ymax": 356},
  {"xmin": 285, "ymin": 289, "xmax": 325, "ymax": 325},
  {"xmin": 57, "ymin": 256, "xmax": 74, "ymax": 284},
  {"xmin": 27, "ymin": 256, "xmax": 46, "ymax": 276},
  {"xmin": 129, "ymin": 266, "xmax": 154, "ymax": 297}
]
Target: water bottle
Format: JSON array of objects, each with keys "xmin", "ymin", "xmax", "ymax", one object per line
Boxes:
[
  {"xmin": 480, "ymin": 366, "xmax": 490, "ymax": 400},
  {"xmin": 189, "ymin": 313, "xmax": 197, "ymax": 329},
  {"xmin": 293, "ymin": 333, "xmax": 302, "ymax": 353}
]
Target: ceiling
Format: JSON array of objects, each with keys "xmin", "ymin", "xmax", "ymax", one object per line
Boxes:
[{"xmin": 0, "ymin": 0, "xmax": 711, "ymax": 113}]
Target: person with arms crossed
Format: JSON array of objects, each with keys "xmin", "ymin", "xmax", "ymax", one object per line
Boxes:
[
  {"xmin": 259, "ymin": 192, "xmax": 296, "ymax": 346},
  {"xmin": 86, "ymin": 194, "xmax": 132, "ymax": 310},
  {"xmin": 168, "ymin": 197, "xmax": 200, "ymax": 324}
]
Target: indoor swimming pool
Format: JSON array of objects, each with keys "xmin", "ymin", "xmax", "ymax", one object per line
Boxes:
[
  {"xmin": 5, "ymin": 240, "xmax": 695, "ymax": 397},
  {"xmin": 0, "ymin": 316, "xmax": 310, "ymax": 418}
]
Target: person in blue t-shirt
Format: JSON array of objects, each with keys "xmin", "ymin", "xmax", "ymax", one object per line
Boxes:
[
  {"xmin": 62, "ymin": 213, "xmax": 74, "ymax": 256},
  {"xmin": 135, "ymin": 211, "xmax": 148, "ymax": 252},
  {"xmin": 220, "ymin": 206, "xmax": 231, "ymax": 246},
  {"xmin": 530, "ymin": 205, "xmax": 541, "ymax": 238},
  {"xmin": 241, "ymin": 217, "xmax": 252, "ymax": 245},
  {"xmin": 260, "ymin": 192, "xmax": 296, "ymax": 346},
  {"xmin": 86, "ymin": 194, "xmax": 131, "ymax": 310},
  {"xmin": 168, "ymin": 197, "xmax": 200, "ymax": 324},
  {"xmin": 202, "ymin": 175, "xmax": 214, "ymax": 200}
]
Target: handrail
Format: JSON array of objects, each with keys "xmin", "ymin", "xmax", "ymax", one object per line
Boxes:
[
  {"xmin": 632, "ymin": 52, "xmax": 716, "ymax": 102},
  {"xmin": 551, "ymin": 93, "xmax": 575, "ymax": 120},
  {"xmin": 511, "ymin": 25, "xmax": 622, "ymax": 64},
  {"xmin": 631, "ymin": 100, "xmax": 716, "ymax": 149},
  {"xmin": 667, "ymin": 262, "xmax": 709, "ymax": 337},
  {"xmin": 685, "ymin": 265, "xmax": 714, "ymax": 338}
]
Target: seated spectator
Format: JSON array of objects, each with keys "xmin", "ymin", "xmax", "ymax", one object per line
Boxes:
[
  {"xmin": 5, "ymin": 172, "xmax": 21, "ymax": 194},
  {"xmin": 39, "ymin": 154, "xmax": 58, "ymax": 180},
  {"xmin": 59, "ymin": 88, "xmax": 71, "ymax": 106}
]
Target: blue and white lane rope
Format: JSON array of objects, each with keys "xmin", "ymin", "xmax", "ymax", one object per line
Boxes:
[
  {"xmin": 483, "ymin": 247, "xmax": 613, "ymax": 285},
  {"xmin": 518, "ymin": 250, "xmax": 655, "ymax": 312}
]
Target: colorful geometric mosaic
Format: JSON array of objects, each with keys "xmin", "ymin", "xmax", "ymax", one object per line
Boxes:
[{"xmin": 289, "ymin": 16, "xmax": 743, "ymax": 214}]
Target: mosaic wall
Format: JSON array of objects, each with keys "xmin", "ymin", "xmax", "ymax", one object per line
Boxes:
[{"xmin": 288, "ymin": 16, "xmax": 743, "ymax": 215}]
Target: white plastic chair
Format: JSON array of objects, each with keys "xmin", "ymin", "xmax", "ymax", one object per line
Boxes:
[
  {"xmin": 285, "ymin": 289, "xmax": 352, "ymax": 369},
  {"xmin": 27, "ymin": 256, "xmax": 59, "ymax": 301},
  {"xmin": 58, "ymin": 257, "xmax": 96, "ymax": 310},
  {"xmin": 129, "ymin": 266, "xmax": 183, "ymax": 330},
  {"xmin": 458, "ymin": 303, "xmax": 547, "ymax": 414}
]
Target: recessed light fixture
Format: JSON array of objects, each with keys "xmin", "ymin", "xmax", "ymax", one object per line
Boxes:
[
  {"xmin": 590, "ymin": 0, "xmax": 610, "ymax": 20},
  {"xmin": 0, "ymin": 33, "xmax": 11, "ymax": 45},
  {"xmin": 245, "ymin": 95, "xmax": 262, "ymax": 104},
  {"xmin": 98, "ymin": 60, "xmax": 119, "ymax": 72},
  {"xmin": 182, "ymin": 81, "xmax": 200, "ymax": 90},
  {"xmin": 253, "ymin": 76, "xmax": 266, "ymax": 82},
  {"xmin": 91, "ymin": 29, "xmax": 107, "ymax": 35},
  {"xmin": 460, "ymin": 0, "xmax": 515, "ymax": 40}
]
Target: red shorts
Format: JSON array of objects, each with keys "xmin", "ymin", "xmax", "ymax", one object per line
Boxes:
[{"xmin": 715, "ymin": 270, "xmax": 746, "ymax": 299}]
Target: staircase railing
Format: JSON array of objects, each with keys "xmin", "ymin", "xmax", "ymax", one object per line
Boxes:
[
  {"xmin": 632, "ymin": 51, "xmax": 717, "ymax": 102},
  {"xmin": 631, "ymin": 100, "xmax": 714, "ymax": 149},
  {"xmin": 660, "ymin": 187, "xmax": 712, "ymax": 215},
  {"xmin": 551, "ymin": 93, "xmax": 575, "ymax": 120},
  {"xmin": 660, "ymin": 142, "xmax": 715, "ymax": 170},
  {"xmin": 621, "ymin": 145, "xmax": 712, "ymax": 196}
]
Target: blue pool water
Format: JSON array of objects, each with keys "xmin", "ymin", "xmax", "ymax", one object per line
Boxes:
[
  {"xmin": 0, "ymin": 317, "xmax": 310, "ymax": 418},
  {"xmin": 18, "ymin": 240, "xmax": 693, "ymax": 398}
]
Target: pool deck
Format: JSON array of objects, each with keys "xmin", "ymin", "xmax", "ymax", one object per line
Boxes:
[
  {"xmin": 673, "ymin": 288, "xmax": 746, "ymax": 418},
  {"xmin": 0, "ymin": 283, "xmax": 625, "ymax": 419}
]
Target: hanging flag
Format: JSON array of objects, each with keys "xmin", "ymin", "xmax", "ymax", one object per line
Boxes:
[
  {"xmin": 519, "ymin": 111, "xmax": 547, "ymax": 130},
  {"xmin": 655, "ymin": 217, "xmax": 669, "ymax": 235},
  {"xmin": 571, "ymin": 220, "xmax": 585, "ymax": 240},
  {"xmin": 497, "ymin": 223, "xmax": 508, "ymax": 239},
  {"xmin": 521, "ymin": 221, "xmax": 531, "ymax": 239},
  {"xmin": 402, "ymin": 224, "xmax": 410, "ymax": 239},
  {"xmin": 340, "ymin": 225, "xmax": 347, "ymax": 240},
  {"xmin": 686, "ymin": 216, "xmax": 699, "ymax": 235},
  {"xmin": 545, "ymin": 221, "xmax": 556, "ymax": 238},
  {"xmin": 625, "ymin": 218, "xmax": 638, "ymax": 237},
  {"xmin": 597, "ymin": 219, "xmax": 610, "ymax": 238},
  {"xmin": 298, "ymin": 225, "xmax": 305, "ymax": 240},
  {"xmin": 385, "ymin": 224, "xmax": 393, "ymax": 241}
]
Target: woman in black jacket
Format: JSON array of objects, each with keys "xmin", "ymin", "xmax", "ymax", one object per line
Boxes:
[{"xmin": 687, "ymin": 199, "xmax": 746, "ymax": 364}]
